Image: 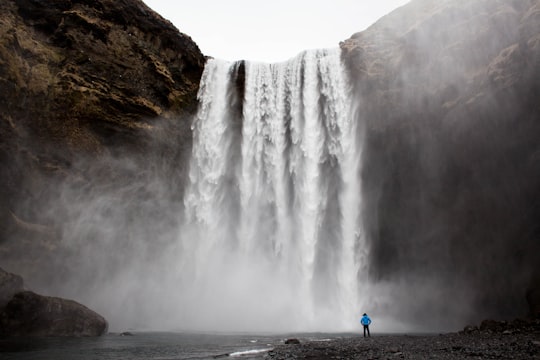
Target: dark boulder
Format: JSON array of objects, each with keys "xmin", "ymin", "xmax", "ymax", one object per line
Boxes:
[
  {"xmin": 285, "ymin": 338, "xmax": 301, "ymax": 345},
  {"xmin": 461, "ymin": 325, "xmax": 479, "ymax": 334},
  {"xmin": 479, "ymin": 319, "xmax": 507, "ymax": 333},
  {"xmin": 463, "ymin": 317, "xmax": 540, "ymax": 335},
  {"xmin": 0, "ymin": 291, "xmax": 108, "ymax": 337}
]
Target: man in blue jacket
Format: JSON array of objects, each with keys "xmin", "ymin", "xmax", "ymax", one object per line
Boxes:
[{"xmin": 360, "ymin": 313, "xmax": 371, "ymax": 337}]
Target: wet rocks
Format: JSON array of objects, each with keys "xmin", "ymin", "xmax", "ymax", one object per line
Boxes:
[
  {"xmin": 284, "ymin": 338, "xmax": 301, "ymax": 345},
  {"xmin": 267, "ymin": 316, "xmax": 540, "ymax": 359},
  {"xmin": 266, "ymin": 331, "xmax": 540, "ymax": 359},
  {"xmin": 461, "ymin": 324, "xmax": 478, "ymax": 334},
  {"xmin": 0, "ymin": 268, "xmax": 108, "ymax": 338},
  {"xmin": 0, "ymin": 291, "xmax": 108, "ymax": 337},
  {"xmin": 480, "ymin": 319, "xmax": 508, "ymax": 332},
  {"xmin": 462, "ymin": 317, "xmax": 540, "ymax": 335}
]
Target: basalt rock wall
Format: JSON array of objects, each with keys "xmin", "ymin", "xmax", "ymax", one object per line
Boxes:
[{"xmin": 341, "ymin": 0, "xmax": 540, "ymax": 326}]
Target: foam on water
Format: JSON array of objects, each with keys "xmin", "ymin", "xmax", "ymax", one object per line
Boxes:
[{"xmin": 229, "ymin": 348, "xmax": 274, "ymax": 357}]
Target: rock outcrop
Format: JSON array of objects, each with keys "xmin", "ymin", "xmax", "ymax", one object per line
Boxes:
[
  {"xmin": 462, "ymin": 317, "xmax": 540, "ymax": 334},
  {"xmin": 0, "ymin": 0, "xmax": 204, "ymax": 215},
  {"xmin": 0, "ymin": 0, "xmax": 205, "ymax": 284},
  {"xmin": 341, "ymin": 0, "xmax": 540, "ymax": 327},
  {"xmin": 0, "ymin": 267, "xmax": 107, "ymax": 337},
  {"xmin": 0, "ymin": 290, "xmax": 108, "ymax": 337}
]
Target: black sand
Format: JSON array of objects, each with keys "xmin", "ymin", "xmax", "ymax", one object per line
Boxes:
[{"xmin": 266, "ymin": 328, "xmax": 540, "ymax": 359}]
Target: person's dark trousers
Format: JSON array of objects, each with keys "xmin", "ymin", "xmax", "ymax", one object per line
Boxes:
[{"xmin": 363, "ymin": 325, "xmax": 370, "ymax": 337}]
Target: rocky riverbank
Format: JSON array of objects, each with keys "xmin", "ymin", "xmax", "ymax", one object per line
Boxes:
[{"xmin": 266, "ymin": 320, "xmax": 540, "ymax": 359}]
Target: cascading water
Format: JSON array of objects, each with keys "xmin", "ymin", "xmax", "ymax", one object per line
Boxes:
[{"xmin": 180, "ymin": 48, "xmax": 366, "ymax": 332}]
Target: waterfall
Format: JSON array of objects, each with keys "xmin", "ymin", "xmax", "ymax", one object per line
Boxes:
[{"xmin": 180, "ymin": 48, "xmax": 365, "ymax": 332}]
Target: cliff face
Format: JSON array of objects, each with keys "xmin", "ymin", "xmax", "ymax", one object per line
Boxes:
[
  {"xmin": 0, "ymin": 0, "xmax": 205, "ymax": 275},
  {"xmin": 341, "ymin": 0, "xmax": 540, "ymax": 326}
]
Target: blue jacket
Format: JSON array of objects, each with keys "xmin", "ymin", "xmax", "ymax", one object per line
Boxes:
[{"xmin": 360, "ymin": 315, "xmax": 371, "ymax": 326}]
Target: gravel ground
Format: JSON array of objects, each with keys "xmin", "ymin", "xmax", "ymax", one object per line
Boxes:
[{"xmin": 265, "ymin": 327, "xmax": 540, "ymax": 359}]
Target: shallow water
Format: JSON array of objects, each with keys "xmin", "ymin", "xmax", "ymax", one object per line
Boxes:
[{"xmin": 0, "ymin": 332, "xmax": 358, "ymax": 360}]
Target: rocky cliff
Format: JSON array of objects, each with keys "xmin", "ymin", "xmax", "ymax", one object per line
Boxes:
[
  {"xmin": 0, "ymin": 0, "xmax": 205, "ymax": 284},
  {"xmin": 341, "ymin": 0, "xmax": 540, "ymax": 326}
]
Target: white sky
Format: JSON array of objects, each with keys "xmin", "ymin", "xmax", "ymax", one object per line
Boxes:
[{"xmin": 142, "ymin": 0, "xmax": 410, "ymax": 63}]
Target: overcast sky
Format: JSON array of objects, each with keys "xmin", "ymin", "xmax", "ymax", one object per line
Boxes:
[{"xmin": 142, "ymin": 0, "xmax": 410, "ymax": 63}]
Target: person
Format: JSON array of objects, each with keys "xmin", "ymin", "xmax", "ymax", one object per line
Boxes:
[{"xmin": 360, "ymin": 313, "xmax": 371, "ymax": 337}]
